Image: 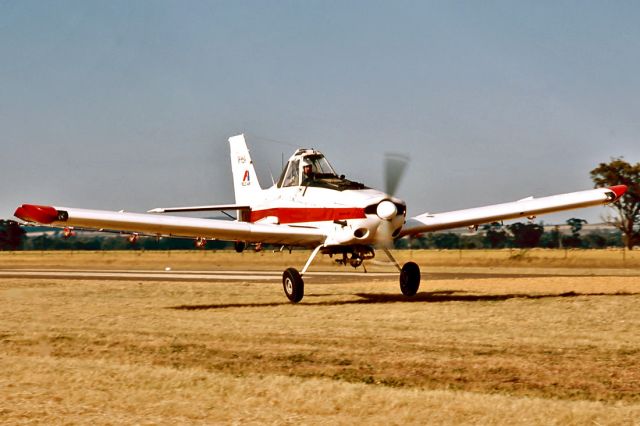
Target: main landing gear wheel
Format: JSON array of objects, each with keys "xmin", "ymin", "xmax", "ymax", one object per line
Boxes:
[
  {"xmin": 400, "ymin": 262, "xmax": 421, "ymax": 297},
  {"xmin": 283, "ymin": 267, "xmax": 304, "ymax": 303}
]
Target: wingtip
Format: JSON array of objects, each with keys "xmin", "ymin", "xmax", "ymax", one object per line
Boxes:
[
  {"xmin": 608, "ymin": 185, "xmax": 628, "ymax": 200},
  {"xmin": 14, "ymin": 204, "xmax": 60, "ymax": 224}
]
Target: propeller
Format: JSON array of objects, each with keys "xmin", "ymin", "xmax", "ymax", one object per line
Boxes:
[
  {"xmin": 384, "ymin": 153, "xmax": 410, "ymax": 196},
  {"xmin": 374, "ymin": 153, "xmax": 410, "ymax": 247}
]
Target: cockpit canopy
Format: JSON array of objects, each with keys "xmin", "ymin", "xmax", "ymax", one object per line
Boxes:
[
  {"xmin": 276, "ymin": 149, "xmax": 367, "ymax": 191},
  {"xmin": 277, "ymin": 150, "xmax": 337, "ymax": 187}
]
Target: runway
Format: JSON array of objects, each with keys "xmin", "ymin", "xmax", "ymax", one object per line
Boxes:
[
  {"xmin": 0, "ymin": 268, "xmax": 623, "ymax": 282},
  {"xmin": 0, "ymin": 268, "xmax": 401, "ymax": 282}
]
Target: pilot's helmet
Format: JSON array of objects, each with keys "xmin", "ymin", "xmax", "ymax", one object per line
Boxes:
[{"xmin": 302, "ymin": 158, "xmax": 313, "ymax": 171}]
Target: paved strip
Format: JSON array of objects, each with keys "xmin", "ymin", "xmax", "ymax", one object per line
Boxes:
[
  {"xmin": 0, "ymin": 268, "xmax": 397, "ymax": 277},
  {"xmin": 3, "ymin": 268, "xmax": 634, "ymax": 282},
  {"xmin": 0, "ymin": 269, "xmax": 399, "ymax": 282},
  {"xmin": 0, "ymin": 270, "xmax": 280, "ymax": 281}
]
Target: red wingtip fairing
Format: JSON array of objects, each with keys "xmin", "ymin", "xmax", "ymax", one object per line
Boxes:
[
  {"xmin": 14, "ymin": 204, "xmax": 59, "ymax": 224},
  {"xmin": 609, "ymin": 185, "xmax": 628, "ymax": 200}
]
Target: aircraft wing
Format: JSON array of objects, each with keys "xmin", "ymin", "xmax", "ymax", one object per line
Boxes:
[
  {"xmin": 400, "ymin": 185, "xmax": 627, "ymax": 236},
  {"xmin": 14, "ymin": 204, "xmax": 326, "ymax": 246}
]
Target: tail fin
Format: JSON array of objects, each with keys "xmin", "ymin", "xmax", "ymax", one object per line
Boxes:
[{"xmin": 229, "ymin": 134, "xmax": 262, "ymax": 205}]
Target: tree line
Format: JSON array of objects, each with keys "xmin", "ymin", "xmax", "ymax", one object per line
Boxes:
[
  {"xmin": 0, "ymin": 223, "xmax": 234, "ymax": 251},
  {"xmin": 395, "ymin": 219, "xmax": 622, "ymax": 250}
]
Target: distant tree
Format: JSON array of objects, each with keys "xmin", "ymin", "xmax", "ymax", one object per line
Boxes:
[
  {"xmin": 582, "ymin": 232, "xmax": 607, "ymax": 249},
  {"xmin": 562, "ymin": 218, "xmax": 588, "ymax": 248},
  {"xmin": 482, "ymin": 222, "xmax": 509, "ymax": 248},
  {"xmin": 590, "ymin": 158, "xmax": 640, "ymax": 249},
  {"xmin": 100, "ymin": 237, "xmax": 135, "ymax": 250},
  {"xmin": 0, "ymin": 220, "xmax": 26, "ymax": 250},
  {"xmin": 393, "ymin": 237, "xmax": 407, "ymax": 249},
  {"xmin": 411, "ymin": 235, "xmax": 430, "ymax": 249},
  {"xmin": 432, "ymin": 232, "xmax": 460, "ymax": 249},
  {"xmin": 539, "ymin": 225, "xmax": 561, "ymax": 248},
  {"xmin": 460, "ymin": 233, "xmax": 484, "ymax": 249},
  {"xmin": 507, "ymin": 222, "xmax": 544, "ymax": 248}
]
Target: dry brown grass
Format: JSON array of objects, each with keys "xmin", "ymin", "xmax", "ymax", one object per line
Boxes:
[
  {"xmin": 4, "ymin": 355, "xmax": 640, "ymax": 425},
  {"xmin": 1, "ymin": 250, "xmax": 640, "ymax": 424}
]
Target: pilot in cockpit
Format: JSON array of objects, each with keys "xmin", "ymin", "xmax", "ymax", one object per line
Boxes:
[
  {"xmin": 301, "ymin": 159, "xmax": 315, "ymax": 185},
  {"xmin": 278, "ymin": 150, "xmax": 340, "ymax": 188}
]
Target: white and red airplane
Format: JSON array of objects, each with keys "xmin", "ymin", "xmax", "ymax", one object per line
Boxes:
[{"xmin": 15, "ymin": 134, "xmax": 627, "ymax": 303}]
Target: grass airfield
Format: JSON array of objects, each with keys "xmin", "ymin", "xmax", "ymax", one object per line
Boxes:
[{"xmin": 1, "ymin": 249, "xmax": 640, "ymax": 424}]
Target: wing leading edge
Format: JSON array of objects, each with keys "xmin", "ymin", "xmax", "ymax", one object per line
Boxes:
[
  {"xmin": 400, "ymin": 185, "xmax": 627, "ymax": 236},
  {"xmin": 14, "ymin": 204, "xmax": 326, "ymax": 246}
]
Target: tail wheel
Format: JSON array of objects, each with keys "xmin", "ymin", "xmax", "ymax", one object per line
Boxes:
[
  {"xmin": 400, "ymin": 262, "xmax": 421, "ymax": 297},
  {"xmin": 283, "ymin": 267, "xmax": 304, "ymax": 303}
]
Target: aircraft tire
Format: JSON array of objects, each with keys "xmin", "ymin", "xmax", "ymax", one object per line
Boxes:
[
  {"xmin": 400, "ymin": 262, "xmax": 421, "ymax": 297},
  {"xmin": 283, "ymin": 267, "xmax": 304, "ymax": 303}
]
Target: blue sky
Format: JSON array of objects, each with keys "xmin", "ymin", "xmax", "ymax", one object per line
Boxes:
[{"xmin": 1, "ymin": 1, "xmax": 639, "ymax": 225}]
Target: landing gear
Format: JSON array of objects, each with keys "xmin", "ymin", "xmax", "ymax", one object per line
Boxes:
[
  {"xmin": 282, "ymin": 244, "xmax": 323, "ymax": 303},
  {"xmin": 281, "ymin": 245, "xmax": 421, "ymax": 303},
  {"xmin": 381, "ymin": 249, "xmax": 421, "ymax": 297},
  {"xmin": 400, "ymin": 261, "xmax": 421, "ymax": 296},
  {"xmin": 282, "ymin": 267, "xmax": 304, "ymax": 303}
]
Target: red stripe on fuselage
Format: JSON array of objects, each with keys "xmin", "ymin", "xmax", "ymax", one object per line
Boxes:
[{"xmin": 250, "ymin": 207, "xmax": 366, "ymax": 224}]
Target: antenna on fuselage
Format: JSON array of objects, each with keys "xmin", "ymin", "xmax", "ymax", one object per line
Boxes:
[{"xmin": 246, "ymin": 133, "xmax": 298, "ymax": 149}]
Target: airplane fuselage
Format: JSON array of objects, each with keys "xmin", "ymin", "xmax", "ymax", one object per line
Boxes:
[{"xmin": 248, "ymin": 185, "xmax": 406, "ymax": 247}]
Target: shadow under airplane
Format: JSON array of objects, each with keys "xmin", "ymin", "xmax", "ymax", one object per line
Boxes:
[{"xmin": 168, "ymin": 290, "xmax": 637, "ymax": 311}]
